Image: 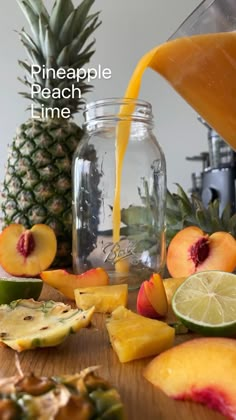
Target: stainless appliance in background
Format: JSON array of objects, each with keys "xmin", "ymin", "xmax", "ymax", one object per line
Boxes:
[{"xmin": 186, "ymin": 118, "xmax": 236, "ymax": 215}]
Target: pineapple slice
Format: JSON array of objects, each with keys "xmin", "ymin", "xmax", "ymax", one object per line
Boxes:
[
  {"xmin": 106, "ymin": 306, "xmax": 175, "ymax": 363},
  {"xmin": 0, "ymin": 367, "xmax": 124, "ymax": 419},
  {"xmin": 74, "ymin": 284, "xmax": 128, "ymax": 313},
  {"xmin": 0, "ymin": 299, "xmax": 94, "ymax": 352}
]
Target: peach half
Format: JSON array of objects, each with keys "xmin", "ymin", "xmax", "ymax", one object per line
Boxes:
[
  {"xmin": 167, "ymin": 226, "xmax": 236, "ymax": 278},
  {"xmin": 0, "ymin": 224, "xmax": 57, "ymax": 277},
  {"xmin": 144, "ymin": 337, "xmax": 236, "ymax": 419},
  {"xmin": 137, "ymin": 273, "xmax": 168, "ymax": 319},
  {"xmin": 40, "ymin": 267, "xmax": 109, "ymax": 300}
]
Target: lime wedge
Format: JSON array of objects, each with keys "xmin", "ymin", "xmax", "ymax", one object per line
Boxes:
[
  {"xmin": 172, "ymin": 271, "xmax": 236, "ymax": 337},
  {"xmin": 0, "ymin": 277, "xmax": 43, "ymax": 304}
]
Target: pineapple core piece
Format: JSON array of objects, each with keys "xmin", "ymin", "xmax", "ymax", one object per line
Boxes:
[
  {"xmin": 0, "ymin": 299, "xmax": 94, "ymax": 352},
  {"xmin": 106, "ymin": 306, "xmax": 175, "ymax": 363},
  {"xmin": 74, "ymin": 284, "xmax": 128, "ymax": 313}
]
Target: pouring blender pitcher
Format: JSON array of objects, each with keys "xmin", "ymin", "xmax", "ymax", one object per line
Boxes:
[{"xmin": 147, "ymin": 0, "xmax": 236, "ymax": 150}]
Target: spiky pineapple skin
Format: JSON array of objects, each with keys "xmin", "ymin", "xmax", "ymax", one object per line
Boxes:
[
  {"xmin": 0, "ymin": 368, "xmax": 124, "ymax": 419},
  {"xmin": 1, "ymin": 118, "xmax": 83, "ymax": 266}
]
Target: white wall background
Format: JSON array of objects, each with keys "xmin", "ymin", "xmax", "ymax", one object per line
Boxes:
[{"xmin": 0, "ymin": 0, "xmax": 208, "ymax": 193}]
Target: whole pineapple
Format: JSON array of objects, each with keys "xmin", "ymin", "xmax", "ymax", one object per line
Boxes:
[{"xmin": 1, "ymin": 0, "xmax": 101, "ymax": 266}]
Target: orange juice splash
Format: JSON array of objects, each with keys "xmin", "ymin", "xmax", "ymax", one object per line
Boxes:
[{"xmin": 113, "ymin": 32, "xmax": 236, "ymax": 244}]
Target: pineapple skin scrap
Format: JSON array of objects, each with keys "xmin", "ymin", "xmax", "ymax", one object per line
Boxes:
[
  {"xmin": 0, "ymin": 299, "xmax": 95, "ymax": 352},
  {"xmin": 106, "ymin": 306, "xmax": 175, "ymax": 363}
]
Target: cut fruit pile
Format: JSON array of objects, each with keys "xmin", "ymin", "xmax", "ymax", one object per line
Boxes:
[
  {"xmin": 0, "ymin": 299, "xmax": 94, "ymax": 352},
  {"xmin": 172, "ymin": 270, "xmax": 236, "ymax": 336},
  {"xmin": 1, "ymin": 228, "xmax": 236, "ymax": 420},
  {"xmin": 0, "ymin": 367, "xmax": 124, "ymax": 419},
  {"xmin": 0, "ymin": 277, "xmax": 43, "ymax": 304}
]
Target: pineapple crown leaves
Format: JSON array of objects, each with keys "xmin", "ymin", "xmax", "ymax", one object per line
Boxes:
[
  {"xmin": 166, "ymin": 183, "xmax": 236, "ymax": 244},
  {"xmin": 16, "ymin": 0, "xmax": 101, "ymax": 114}
]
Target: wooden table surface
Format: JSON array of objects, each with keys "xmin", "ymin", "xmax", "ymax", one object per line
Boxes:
[{"xmin": 0, "ymin": 283, "xmax": 226, "ymax": 420}]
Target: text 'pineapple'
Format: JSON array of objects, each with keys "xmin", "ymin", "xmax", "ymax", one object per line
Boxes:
[{"xmin": 31, "ymin": 64, "xmax": 112, "ymax": 83}]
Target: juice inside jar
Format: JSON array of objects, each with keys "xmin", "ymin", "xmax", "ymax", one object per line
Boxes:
[{"xmin": 113, "ymin": 31, "xmax": 236, "ymax": 246}]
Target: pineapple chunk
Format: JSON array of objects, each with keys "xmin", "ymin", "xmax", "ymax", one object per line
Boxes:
[
  {"xmin": 74, "ymin": 284, "xmax": 128, "ymax": 313},
  {"xmin": 106, "ymin": 306, "xmax": 175, "ymax": 363},
  {"xmin": 0, "ymin": 299, "xmax": 94, "ymax": 352}
]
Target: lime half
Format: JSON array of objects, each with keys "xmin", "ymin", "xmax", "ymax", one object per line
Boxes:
[
  {"xmin": 172, "ymin": 271, "xmax": 236, "ymax": 337},
  {"xmin": 0, "ymin": 277, "xmax": 43, "ymax": 304}
]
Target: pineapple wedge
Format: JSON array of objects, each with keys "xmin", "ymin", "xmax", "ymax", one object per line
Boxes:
[
  {"xmin": 106, "ymin": 306, "xmax": 175, "ymax": 363},
  {"xmin": 74, "ymin": 284, "xmax": 128, "ymax": 313},
  {"xmin": 0, "ymin": 299, "xmax": 94, "ymax": 352}
]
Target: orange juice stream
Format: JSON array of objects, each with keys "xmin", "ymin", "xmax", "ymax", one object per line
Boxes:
[
  {"xmin": 112, "ymin": 50, "xmax": 155, "ymax": 243},
  {"xmin": 113, "ymin": 32, "xmax": 236, "ymax": 245}
]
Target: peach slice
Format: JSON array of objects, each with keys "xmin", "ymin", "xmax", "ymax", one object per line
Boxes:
[
  {"xmin": 0, "ymin": 224, "xmax": 57, "ymax": 277},
  {"xmin": 144, "ymin": 274, "xmax": 168, "ymax": 316},
  {"xmin": 167, "ymin": 226, "xmax": 236, "ymax": 278},
  {"xmin": 40, "ymin": 267, "xmax": 109, "ymax": 300},
  {"xmin": 137, "ymin": 273, "xmax": 168, "ymax": 319},
  {"xmin": 144, "ymin": 337, "xmax": 236, "ymax": 419},
  {"xmin": 137, "ymin": 282, "xmax": 159, "ymax": 319}
]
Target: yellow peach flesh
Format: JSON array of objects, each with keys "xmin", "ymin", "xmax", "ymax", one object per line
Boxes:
[
  {"xmin": 198, "ymin": 232, "xmax": 236, "ymax": 273},
  {"xmin": 144, "ymin": 337, "xmax": 236, "ymax": 418},
  {"xmin": 167, "ymin": 227, "xmax": 203, "ymax": 277},
  {"xmin": 167, "ymin": 226, "xmax": 236, "ymax": 278},
  {"xmin": 40, "ymin": 268, "xmax": 109, "ymax": 299},
  {"xmin": 0, "ymin": 224, "xmax": 57, "ymax": 277}
]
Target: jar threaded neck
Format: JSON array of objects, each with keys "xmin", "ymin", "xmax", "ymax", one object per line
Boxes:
[{"xmin": 84, "ymin": 98, "xmax": 154, "ymax": 130}]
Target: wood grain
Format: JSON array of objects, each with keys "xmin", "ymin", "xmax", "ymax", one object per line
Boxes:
[{"xmin": 0, "ymin": 284, "xmax": 226, "ymax": 420}]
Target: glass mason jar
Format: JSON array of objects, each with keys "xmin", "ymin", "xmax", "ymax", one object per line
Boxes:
[{"xmin": 72, "ymin": 98, "xmax": 166, "ymax": 289}]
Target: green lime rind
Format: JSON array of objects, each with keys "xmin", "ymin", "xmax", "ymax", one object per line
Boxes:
[
  {"xmin": 0, "ymin": 277, "xmax": 43, "ymax": 304},
  {"xmin": 174, "ymin": 316, "xmax": 236, "ymax": 337},
  {"xmin": 172, "ymin": 270, "xmax": 236, "ymax": 338}
]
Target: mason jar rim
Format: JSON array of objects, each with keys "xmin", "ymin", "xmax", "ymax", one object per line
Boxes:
[
  {"xmin": 83, "ymin": 97, "xmax": 154, "ymax": 127},
  {"xmin": 85, "ymin": 97, "xmax": 152, "ymax": 110}
]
